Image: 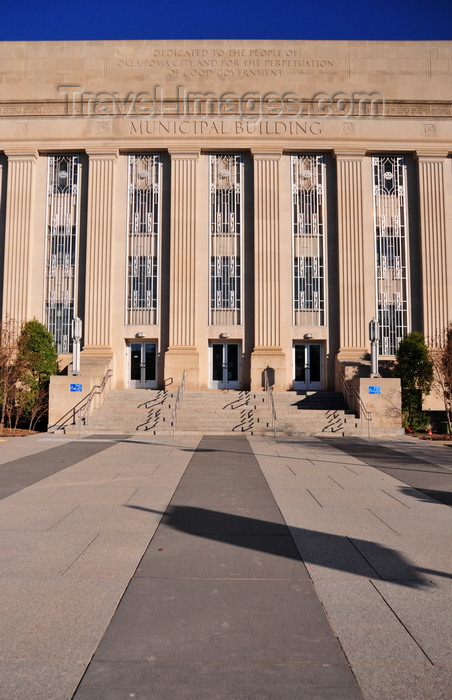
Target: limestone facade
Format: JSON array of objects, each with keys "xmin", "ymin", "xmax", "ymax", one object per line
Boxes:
[{"xmin": 0, "ymin": 40, "xmax": 451, "ymax": 403}]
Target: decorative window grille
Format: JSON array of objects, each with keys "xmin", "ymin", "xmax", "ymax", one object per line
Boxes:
[
  {"xmin": 44, "ymin": 155, "xmax": 80, "ymax": 353},
  {"xmin": 292, "ymin": 155, "xmax": 326, "ymax": 326},
  {"xmin": 373, "ymin": 156, "xmax": 409, "ymax": 355},
  {"xmin": 209, "ymin": 154, "xmax": 243, "ymax": 325},
  {"xmin": 126, "ymin": 155, "xmax": 161, "ymax": 325}
]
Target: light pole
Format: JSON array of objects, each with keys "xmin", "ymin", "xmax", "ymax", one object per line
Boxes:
[
  {"xmin": 71, "ymin": 316, "xmax": 82, "ymax": 376},
  {"xmin": 369, "ymin": 318, "xmax": 380, "ymax": 378}
]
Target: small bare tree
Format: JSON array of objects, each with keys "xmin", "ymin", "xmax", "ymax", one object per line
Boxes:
[
  {"xmin": 430, "ymin": 323, "xmax": 452, "ymax": 433},
  {"xmin": 0, "ymin": 318, "xmax": 20, "ymax": 429}
]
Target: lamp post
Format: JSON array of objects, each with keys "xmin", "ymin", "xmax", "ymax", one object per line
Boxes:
[
  {"xmin": 369, "ymin": 318, "xmax": 380, "ymax": 378},
  {"xmin": 71, "ymin": 316, "xmax": 82, "ymax": 376}
]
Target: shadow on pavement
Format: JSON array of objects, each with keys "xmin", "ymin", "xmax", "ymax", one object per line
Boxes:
[{"xmin": 127, "ymin": 503, "xmax": 451, "ymax": 589}]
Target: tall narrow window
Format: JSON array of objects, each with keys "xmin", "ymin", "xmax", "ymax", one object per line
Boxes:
[
  {"xmin": 292, "ymin": 155, "xmax": 326, "ymax": 326},
  {"xmin": 45, "ymin": 155, "xmax": 80, "ymax": 353},
  {"xmin": 373, "ymin": 156, "xmax": 409, "ymax": 355},
  {"xmin": 209, "ymin": 154, "xmax": 243, "ymax": 325},
  {"xmin": 127, "ymin": 155, "xmax": 161, "ymax": 325}
]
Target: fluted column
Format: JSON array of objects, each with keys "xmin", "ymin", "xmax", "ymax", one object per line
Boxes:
[
  {"xmin": 165, "ymin": 150, "xmax": 200, "ymax": 388},
  {"xmin": 83, "ymin": 150, "xmax": 118, "ymax": 354},
  {"xmin": 2, "ymin": 150, "xmax": 38, "ymax": 324},
  {"xmin": 416, "ymin": 152, "xmax": 450, "ymax": 344},
  {"xmin": 250, "ymin": 150, "xmax": 286, "ymax": 390},
  {"xmin": 335, "ymin": 150, "xmax": 367, "ymax": 357}
]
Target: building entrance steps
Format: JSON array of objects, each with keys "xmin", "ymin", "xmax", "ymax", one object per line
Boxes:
[
  {"xmin": 74, "ymin": 435, "xmax": 363, "ymax": 699},
  {"xmin": 78, "ymin": 388, "xmax": 375, "ymax": 437}
]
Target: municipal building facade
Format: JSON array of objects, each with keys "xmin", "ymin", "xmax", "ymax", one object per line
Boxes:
[{"xmin": 0, "ymin": 41, "xmax": 451, "ymax": 414}]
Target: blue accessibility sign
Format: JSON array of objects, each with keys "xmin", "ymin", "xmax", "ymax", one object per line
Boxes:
[
  {"xmin": 70, "ymin": 384, "xmax": 83, "ymax": 392},
  {"xmin": 368, "ymin": 386, "xmax": 381, "ymax": 395}
]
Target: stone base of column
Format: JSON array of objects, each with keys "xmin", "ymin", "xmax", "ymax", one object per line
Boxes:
[
  {"xmin": 164, "ymin": 347, "xmax": 199, "ymax": 390},
  {"xmin": 79, "ymin": 347, "xmax": 113, "ymax": 378},
  {"xmin": 335, "ymin": 349, "xmax": 369, "ymax": 387},
  {"xmin": 250, "ymin": 347, "xmax": 286, "ymax": 392}
]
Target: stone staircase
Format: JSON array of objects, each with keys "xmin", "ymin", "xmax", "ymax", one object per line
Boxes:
[
  {"xmin": 61, "ymin": 387, "xmax": 374, "ymax": 437},
  {"xmin": 79, "ymin": 388, "xmax": 176, "ymax": 435},
  {"xmin": 271, "ymin": 391, "xmax": 362, "ymax": 437}
]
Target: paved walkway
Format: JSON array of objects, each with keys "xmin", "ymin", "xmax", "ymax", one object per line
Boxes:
[{"xmin": 0, "ymin": 433, "xmax": 451, "ymax": 699}]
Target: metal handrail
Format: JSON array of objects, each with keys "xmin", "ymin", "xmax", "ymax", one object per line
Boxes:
[
  {"xmin": 263, "ymin": 369, "xmax": 277, "ymax": 438},
  {"xmin": 336, "ymin": 369, "xmax": 372, "ymax": 436},
  {"xmin": 172, "ymin": 370, "xmax": 187, "ymax": 436},
  {"xmin": 48, "ymin": 369, "xmax": 113, "ymax": 433}
]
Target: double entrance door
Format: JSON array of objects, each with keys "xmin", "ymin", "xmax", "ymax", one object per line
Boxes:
[
  {"xmin": 128, "ymin": 341, "xmax": 157, "ymax": 388},
  {"xmin": 293, "ymin": 343, "xmax": 323, "ymax": 390},
  {"xmin": 211, "ymin": 342, "xmax": 241, "ymax": 389}
]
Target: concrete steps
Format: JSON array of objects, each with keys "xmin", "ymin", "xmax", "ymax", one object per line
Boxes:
[
  {"xmin": 67, "ymin": 389, "xmax": 176, "ymax": 435},
  {"xmin": 66, "ymin": 387, "xmax": 376, "ymax": 437}
]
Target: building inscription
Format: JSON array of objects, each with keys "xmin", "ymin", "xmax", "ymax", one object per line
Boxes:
[
  {"xmin": 129, "ymin": 119, "xmax": 322, "ymax": 136},
  {"xmin": 117, "ymin": 48, "xmax": 335, "ymax": 80}
]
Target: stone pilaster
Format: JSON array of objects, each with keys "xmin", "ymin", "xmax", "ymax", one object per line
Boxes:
[
  {"xmin": 83, "ymin": 150, "xmax": 118, "ymax": 359},
  {"xmin": 416, "ymin": 152, "xmax": 450, "ymax": 344},
  {"xmin": 334, "ymin": 151, "xmax": 367, "ymax": 360},
  {"xmin": 250, "ymin": 150, "xmax": 286, "ymax": 390},
  {"xmin": 2, "ymin": 150, "xmax": 38, "ymax": 324},
  {"xmin": 165, "ymin": 150, "xmax": 200, "ymax": 388}
]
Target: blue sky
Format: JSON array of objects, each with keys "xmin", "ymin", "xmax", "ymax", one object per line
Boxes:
[{"xmin": 0, "ymin": 0, "xmax": 451, "ymax": 40}]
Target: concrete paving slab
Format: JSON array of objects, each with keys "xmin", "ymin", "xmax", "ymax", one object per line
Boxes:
[
  {"xmin": 75, "ymin": 660, "xmax": 362, "ymax": 700},
  {"xmin": 93, "ymin": 577, "xmax": 353, "ymax": 666},
  {"xmin": 136, "ymin": 530, "xmax": 309, "ymax": 579},
  {"xmin": 0, "ymin": 660, "xmax": 87, "ymax": 700},
  {"xmin": 160, "ymin": 503, "xmax": 288, "ymax": 535},
  {"xmin": 353, "ymin": 663, "xmax": 452, "ymax": 700},
  {"xmin": 0, "ymin": 530, "xmax": 100, "ymax": 577},
  {"xmin": 266, "ymin": 488, "xmax": 402, "ymax": 538},
  {"xmin": 325, "ymin": 439, "xmax": 452, "ymax": 507},
  {"xmin": 0, "ymin": 576, "xmax": 127, "ymax": 661},
  {"xmin": 299, "ymin": 485, "xmax": 406, "ymax": 509},
  {"xmin": 363, "ymin": 503, "xmax": 452, "ymax": 535},
  {"xmin": 0, "ymin": 433, "xmax": 71, "ymax": 465},
  {"xmin": 60, "ymin": 530, "xmax": 153, "ymax": 580},
  {"xmin": 0, "ymin": 503, "xmax": 84, "ymax": 531},
  {"xmin": 0, "ymin": 440, "xmax": 118, "ymax": 499},
  {"xmin": 290, "ymin": 529, "xmax": 380, "ymax": 580},
  {"xmin": 311, "ymin": 578, "xmax": 432, "ymax": 667},
  {"xmin": 48, "ymin": 503, "xmax": 164, "ymax": 536},
  {"xmin": 373, "ymin": 578, "xmax": 452, "ymax": 665}
]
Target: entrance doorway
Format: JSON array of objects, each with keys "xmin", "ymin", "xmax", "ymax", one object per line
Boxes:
[
  {"xmin": 128, "ymin": 342, "xmax": 157, "ymax": 389},
  {"xmin": 293, "ymin": 343, "xmax": 324, "ymax": 390},
  {"xmin": 210, "ymin": 342, "xmax": 241, "ymax": 389}
]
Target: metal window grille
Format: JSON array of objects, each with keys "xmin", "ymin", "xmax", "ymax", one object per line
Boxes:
[
  {"xmin": 373, "ymin": 156, "xmax": 409, "ymax": 355},
  {"xmin": 44, "ymin": 155, "xmax": 80, "ymax": 353},
  {"xmin": 291, "ymin": 155, "xmax": 326, "ymax": 326},
  {"xmin": 209, "ymin": 155, "xmax": 243, "ymax": 325},
  {"xmin": 126, "ymin": 155, "xmax": 161, "ymax": 325}
]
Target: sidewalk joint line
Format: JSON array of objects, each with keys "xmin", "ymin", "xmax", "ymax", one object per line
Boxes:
[
  {"xmin": 46, "ymin": 505, "xmax": 80, "ymax": 531},
  {"xmin": 124, "ymin": 487, "xmax": 140, "ymax": 505},
  {"xmin": 342, "ymin": 464, "xmax": 361, "ymax": 475},
  {"xmin": 60, "ymin": 533, "xmax": 100, "ymax": 575},
  {"xmin": 307, "ymin": 489, "xmax": 323, "ymax": 507},
  {"xmin": 328, "ymin": 475, "xmax": 345, "ymax": 489},
  {"xmin": 347, "ymin": 538, "xmax": 383, "ymax": 578},
  {"xmin": 369, "ymin": 580, "xmax": 435, "ymax": 666},
  {"xmin": 366, "ymin": 508, "xmax": 400, "ymax": 535},
  {"xmin": 381, "ymin": 489, "xmax": 411, "ymax": 508}
]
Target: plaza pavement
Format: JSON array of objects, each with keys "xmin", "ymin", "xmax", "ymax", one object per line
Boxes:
[{"xmin": 0, "ymin": 431, "xmax": 451, "ymax": 699}]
